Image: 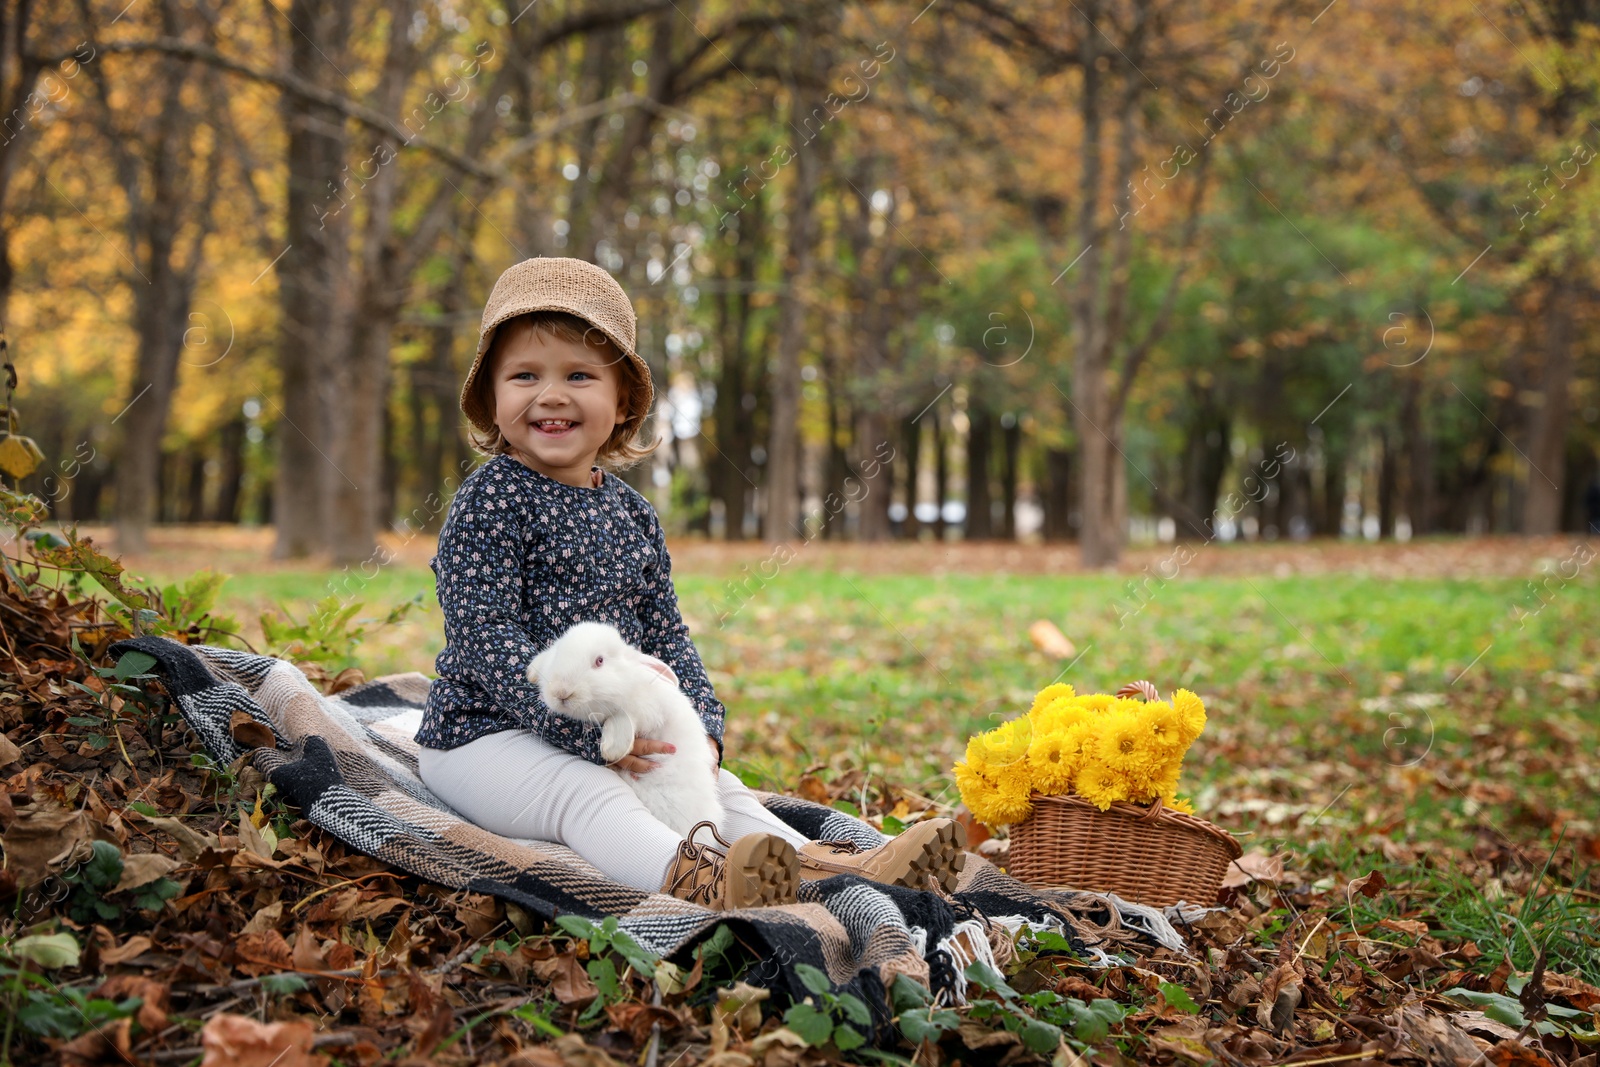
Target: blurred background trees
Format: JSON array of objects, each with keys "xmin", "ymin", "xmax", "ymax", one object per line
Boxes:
[{"xmin": 7, "ymin": 0, "xmax": 1599, "ymax": 566}]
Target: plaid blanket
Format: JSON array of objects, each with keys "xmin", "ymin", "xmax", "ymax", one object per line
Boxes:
[{"xmin": 108, "ymin": 636, "xmax": 1177, "ymax": 1029}]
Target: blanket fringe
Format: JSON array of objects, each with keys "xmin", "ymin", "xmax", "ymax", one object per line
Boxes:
[
  {"xmin": 1096, "ymin": 892, "xmax": 1193, "ymax": 954},
  {"xmin": 934, "ymin": 919, "xmax": 1001, "ymax": 1004},
  {"xmin": 932, "ymin": 910, "xmax": 1135, "ymax": 1004},
  {"xmin": 987, "ymin": 912, "xmax": 1124, "ymax": 969}
]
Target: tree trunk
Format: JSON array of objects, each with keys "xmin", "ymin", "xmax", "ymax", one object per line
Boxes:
[
  {"xmin": 1318, "ymin": 446, "xmax": 1344, "ymax": 536},
  {"xmin": 183, "ymin": 450, "xmax": 206, "ymax": 522},
  {"xmin": 105, "ymin": 3, "xmax": 216, "ymax": 555},
  {"xmin": 1180, "ymin": 409, "xmax": 1230, "ymax": 540},
  {"xmin": 764, "ymin": 84, "xmax": 822, "ymax": 544},
  {"xmin": 0, "ymin": 0, "xmax": 45, "ymax": 328},
  {"xmin": 216, "ymin": 417, "xmax": 245, "ymax": 523},
  {"xmin": 112, "ymin": 252, "xmax": 192, "ymax": 552},
  {"xmin": 564, "ymin": 23, "xmax": 623, "ymax": 259},
  {"xmin": 328, "ymin": 306, "xmax": 394, "ymax": 565},
  {"xmin": 1402, "ymin": 376, "xmax": 1433, "ymax": 535},
  {"xmin": 710, "ymin": 198, "xmax": 764, "ymax": 541},
  {"xmin": 380, "ymin": 386, "xmax": 398, "ymax": 533},
  {"xmin": 822, "ymin": 366, "xmax": 851, "ymax": 540},
  {"xmin": 1042, "ymin": 445, "xmax": 1073, "ymax": 542},
  {"xmin": 1377, "ymin": 428, "xmax": 1397, "ymax": 538},
  {"xmin": 855, "ymin": 407, "xmax": 894, "ymax": 542},
  {"xmin": 417, "ymin": 239, "xmax": 470, "ymax": 525},
  {"xmin": 932, "ymin": 406, "xmax": 949, "ymax": 541},
  {"xmin": 965, "ymin": 405, "xmax": 993, "ymax": 540},
  {"xmin": 1070, "ymin": 0, "xmax": 1119, "ymax": 566},
  {"xmin": 272, "ymin": 0, "xmax": 351, "ymax": 560},
  {"xmin": 901, "ymin": 413, "xmax": 922, "ymax": 539},
  {"xmin": 1523, "ymin": 275, "xmax": 1572, "ymax": 535},
  {"xmin": 999, "ymin": 414, "xmax": 1020, "ymax": 540}
]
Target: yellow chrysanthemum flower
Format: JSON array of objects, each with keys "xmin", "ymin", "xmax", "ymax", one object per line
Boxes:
[
  {"xmin": 1043, "ymin": 697, "xmax": 1093, "ymax": 732},
  {"xmin": 1135, "ymin": 700, "xmax": 1188, "ymax": 755},
  {"xmin": 1062, "ymin": 721, "xmax": 1096, "ymax": 765},
  {"xmin": 1077, "ymin": 693, "xmax": 1115, "ymax": 713},
  {"xmin": 1091, "ymin": 709, "xmax": 1159, "ymax": 776},
  {"xmin": 954, "ymin": 760, "xmax": 1032, "ymax": 827},
  {"xmin": 987, "ymin": 775, "xmax": 1035, "ymax": 826},
  {"xmin": 1027, "ymin": 732, "xmax": 1077, "ymax": 794},
  {"xmin": 1028, "ymin": 704, "xmax": 1069, "ymax": 737},
  {"xmin": 1062, "ymin": 700, "xmax": 1095, "ymax": 727},
  {"xmin": 1147, "ymin": 761, "xmax": 1182, "ymax": 802},
  {"xmin": 1167, "ymin": 795, "xmax": 1196, "ymax": 815},
  {"xmin": 964, "ymin": 734, "xmax": 993, "ymax": 774},
  {"xmin": 1110, "ymin": 696, "xmax": 1147, "ymax": 718},
  {"xmin": 1072, "ymin": 760, "xmax": 1129, "ymax": 811},
  {"xmin": 1172, "ymin": 688, "xmax": 1207, "ymax": 744},
  {"xmin": 1029, "ymin": 683, "xmax": 1075, "ymax": 717},
  {"xmin": 954, "ymin": 760, "xmax": 1003, "ymax": 824},
  {"xmin": 977, "ymin": 717, "xmax": 1033, "ymax": 769}
]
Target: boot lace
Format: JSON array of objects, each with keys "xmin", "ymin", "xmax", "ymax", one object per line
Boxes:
[{"xmin": 664, "ymin": 821, "xmax": 735, "ymax": 906}]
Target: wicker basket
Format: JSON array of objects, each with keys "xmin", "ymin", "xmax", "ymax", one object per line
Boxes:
[{"xmin": 1007, "ymin": 792, "xmax": 1242, "ymax": 907}]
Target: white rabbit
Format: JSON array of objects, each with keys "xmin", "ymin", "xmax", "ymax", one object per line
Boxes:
[{"xmin": 526, "ymin": 621, "xmax": 724, "ymax": 843}]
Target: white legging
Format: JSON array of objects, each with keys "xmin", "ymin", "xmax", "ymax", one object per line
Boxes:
[{"xmin": 417, "ymin": 728, "xmax": 811, "ymax": 892}]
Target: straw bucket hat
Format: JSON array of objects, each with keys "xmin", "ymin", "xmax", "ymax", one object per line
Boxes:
[{"xmin": 460, "ymin": 257, "xmax": 655, "ymax": 434}]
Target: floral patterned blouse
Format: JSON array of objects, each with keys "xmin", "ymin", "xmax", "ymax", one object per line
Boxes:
[{"xmin": 415, "ymin": 452, "xmax": 726, "ymax": 763}]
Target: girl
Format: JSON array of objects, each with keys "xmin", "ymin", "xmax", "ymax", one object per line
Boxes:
[{"xmin": 415, "ymin": 257, "xmax": 966, "ymax": 910}]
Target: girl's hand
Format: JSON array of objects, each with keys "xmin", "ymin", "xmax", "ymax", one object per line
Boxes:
[
  {"xmin": 708, "ymin": 736, "xmax": 721, "ymax": 781},
  {"xmin": 611, "ymin": 736, "xmax": 675, "ymax": 777}
]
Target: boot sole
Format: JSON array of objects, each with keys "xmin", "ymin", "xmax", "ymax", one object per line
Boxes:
[
  {"xmin": 721, "ymin": 834, "xmax": 800, "ymax": 909},
  {"xmin": 866, "ymin": 818, "xmax": 969, "ymax": 892}
]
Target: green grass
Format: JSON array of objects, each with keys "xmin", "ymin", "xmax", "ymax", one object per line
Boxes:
[
  {"xmin": 63, "ymin": 548, "xmax": 1600, "ymax": 981},
  {"xmin": 113, "ymin": 554, "xmax": 1600, "ymax": 835}
]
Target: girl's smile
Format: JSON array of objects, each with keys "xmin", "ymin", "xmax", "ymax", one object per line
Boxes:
[{"xmin": 532, "ymin": 418, "xmax": 579, "ymax": 436}]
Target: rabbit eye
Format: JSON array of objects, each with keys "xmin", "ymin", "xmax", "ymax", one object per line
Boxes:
[{"xmin": 593, "ymin": 655, "xmax": 604, "ymax": 668}]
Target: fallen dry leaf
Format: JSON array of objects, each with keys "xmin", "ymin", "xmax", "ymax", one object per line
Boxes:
[
  {"xmin": 199, "ymin": 1014, "xmax": 327, "ymax": 1067},
  {"xmin": 553, "ymin": 1033, "xmax": 627, "ymax": 1067},
  {"xmin": 1347, "ymin": 870, "xmax": 1388, "ymax": 898},
  {"xmin": 1257, "ymin": 962, "xmax": 1302, "ymax": 1034},
  {"xmin": 141, "ymin": 814, "xmax": 219, "ymax": 861},
  {"xmin": 1393, "ymin": 1005, "xmax": 1482, "ymax": 1067},
  {"xmin": 1221, "ymin": 848, "xmax": 1286, "ymax": 888},
  {"xmin": 239, "ymin": 900, "xmax": 285, "ymax": 936},
  {"xmin": 0, "ymin": 799, "xmax": 93, "ymax": 887},
  {"xmin": 1028, "ymin": 618, "xmax": 1077, "ymax": 658},
  {"xmin": 113, "ymin": 850, "xmax": 180, "ymax": 893},
  {"xmin": 237, "ymin": 809, "xmax": 276, "ymax": 860},
  {"xmin": 95, "ymin": 973, "xmax": 170, "ymax": 1033},
  {"xmin": 229, "ymin": 710, "xmax": 275, "ymax": 751},
  {"xmin": 57, "ymin": 1016, "xmax": 132, "ymax": 1066},
  {"xmin": 958, "ymin": 1020, "xmax": 1021, "ymax": 1049},
  {"xmin": 1488, "ymin": 1044, "xmax": 1559, "ymax": 1067},
  {"xmin": 96, "ymin": 933, "xmax": 152, "ymax": 966},
  {"xmin": 533, "ymin": 952, "xmax": 598, "ymax": 1005}
]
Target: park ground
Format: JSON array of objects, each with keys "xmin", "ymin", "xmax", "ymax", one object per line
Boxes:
[
  {"xmin": 9, "ymin": 525, "xmax": 1598, "ymax": 1064},
  {"xmin": 82, "ymin": 525, "xmax": 1600, "ymax": 962}
]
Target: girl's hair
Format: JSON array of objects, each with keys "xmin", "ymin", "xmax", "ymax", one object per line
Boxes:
[{"xmin": 467, "ymin": 310, "xmax": 660, "ymax": 470}]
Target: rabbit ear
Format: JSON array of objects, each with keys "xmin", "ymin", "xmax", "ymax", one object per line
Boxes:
[
  {"xmin": 626, "ymin": 647, "xmax": 680, "ymax": 688},
  {"xmin": 526, "ymin": 649, "xmax": 549, "ymax": 684}
]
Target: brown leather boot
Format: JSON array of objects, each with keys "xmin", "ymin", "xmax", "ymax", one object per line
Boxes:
[
  {"xmin": 797, "ymin": 818, "xmax": 968, "ymax": 892},
  {"xmin": 659, "ymin": 821, "xmax": 800, "ymax": 910}
]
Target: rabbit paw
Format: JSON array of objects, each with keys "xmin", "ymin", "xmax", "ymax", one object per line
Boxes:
[{"xmin": 599, "ymin": 719, "xmax": 636, "ymax": 764}]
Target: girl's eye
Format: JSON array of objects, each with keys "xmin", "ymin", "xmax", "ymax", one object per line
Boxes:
[
  {"xmin": 514, "ymin": 372, "xmax": 534, "ymax": 381},
  {"xmin": 593, "ymin": 655, "xmax": 604, "ymax": 668},
  {"xmin": 570, "ymin": 372, "xmax": 592, "ymax": 381}
]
